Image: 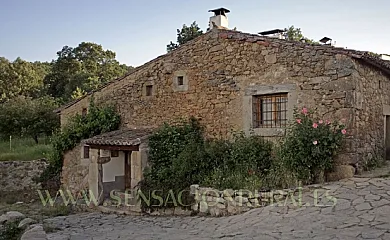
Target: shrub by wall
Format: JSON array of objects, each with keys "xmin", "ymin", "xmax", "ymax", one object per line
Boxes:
[
  {"xmin": 39, "ymin": 100, "xmax": 120, "ymax": 183},
  {"xmin": 140, "ymin": 118, "xmax": 274, "ymax": 209},
  {"xmin": 280, "ymin": 108, "xmax": 346, "ymax": 184}
]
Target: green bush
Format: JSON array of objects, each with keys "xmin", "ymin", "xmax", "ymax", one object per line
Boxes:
[
  {"xmin": 280, "ymin": 108, "xmax": 346, "ymax": 184},
  {"xmin": 0, "ymin": 96, "xmax": 59, "ymax": 143},
  {"xmin": 140, "ymin": 118, "xmax": 274, "ymax": 209},
  {"xmin": 0, "ymin": 221, "xmax": 23, "ymax": 240},
  {"xmin": 39, "ymin": 100, "xmax": 120, "ymax": 182}
]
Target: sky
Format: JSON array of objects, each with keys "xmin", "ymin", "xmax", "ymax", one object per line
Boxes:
[{"xmin": 1, "ymin": 0, "xmax": 389, "ymax": 67}]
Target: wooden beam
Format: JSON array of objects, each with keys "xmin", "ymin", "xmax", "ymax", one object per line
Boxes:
[{"xmin": 88, "ymin": 144, "xmax": 139, "ymax": 151}]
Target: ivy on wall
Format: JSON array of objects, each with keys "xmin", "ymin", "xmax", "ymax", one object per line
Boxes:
[{"xmin": 39, "ymin": 99, "xmax": 121, "ymax": 183}]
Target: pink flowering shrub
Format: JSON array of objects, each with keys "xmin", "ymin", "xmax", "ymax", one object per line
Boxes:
[{"xmin": 280, "ymin": 108, "xmax": 346, "ymax": 184}]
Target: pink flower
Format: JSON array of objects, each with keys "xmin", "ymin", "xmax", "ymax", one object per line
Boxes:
[
  {"xmin": 313, "ymin": 140, "xmax": 318, "ymax": 145},
  {"xmin": 302, "ymin": 108, "xmax": 308, "ymax": 115},
  {"xmin": 341, "ymin": 129, "xmax": 347, "ymax": 135},
  {"xmin": 319, "ymin": 120, "xmax": 323, "ymax": 124},
  {"xmin": 326, "ymin": 120, "xmax": 331, "ymax": 125},
  {"xmin": 313, "ymin": 123, "xmax": 318, "ymax": 128},
  {"xmin": 296, "ymin": 119, "xmax": 302, "ymax": 124}
]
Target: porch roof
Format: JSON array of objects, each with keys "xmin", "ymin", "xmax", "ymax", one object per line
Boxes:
[{"xmin": 82, "ymin": 128, "xmax": 153, "ymax": 147}]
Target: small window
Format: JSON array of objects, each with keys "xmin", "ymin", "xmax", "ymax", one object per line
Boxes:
[
  {"xmin": 146, "ymin": 85, "xmax": 153, "ymax": 96},
  {"xmin": 111, "ymin": 150, "xmax": 119, "ymax": 158},
  {"xmin": 82, "ymin": 108, "xmax": 87, "ymax": 117},
  {"xmin": 177, "ymin": 76, "xmax": 184, "ymax": 86},
  {"xmin": 83, "ymin": 146, "xmax": 90, "ymax": 159},
  {"xmin": 253, "ymin": 94, "xmax": 288, "ymax": 128}
]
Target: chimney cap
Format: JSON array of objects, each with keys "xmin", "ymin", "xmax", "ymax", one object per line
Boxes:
[
  {"xmin": 259, "ymin": 29, "xmax": 286, "ymax": 35},
  {"xmin": 320, "ymin": 37, "xmax": 332, "ymax": 44},
  {"xmin": 208, "ymin": 7, "xmax": 230, "ymax": 16}
]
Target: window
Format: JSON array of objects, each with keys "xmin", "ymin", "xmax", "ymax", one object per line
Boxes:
[
  {"xmin": 83, "ymin": 146, "xmax": 90, "ymax": 159},
  {"xmin": 82, "ymin": 108, "xmax": 87, "ymax": 117},
  {"xmin": 146, "ymin": 85, "xmax": 153, "ymax": 96},
  {"xmin": 253, "ymin": 94, "xmax": 288, "ymax": 128},
  {"xmin": 111, "ymin": 150, "xmax": 119, "ymax": 158},
  {"xmin": 177, "ymin": 76, "xmax": 184, "ymax": 86}
]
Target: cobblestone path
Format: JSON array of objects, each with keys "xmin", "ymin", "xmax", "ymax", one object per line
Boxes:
[{"xmin": 46, "ymin": 177, "xmax": 390, "ymax": 240}]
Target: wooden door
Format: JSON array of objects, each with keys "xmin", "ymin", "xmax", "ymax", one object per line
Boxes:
[{"xmin": 124, "ymin": 151, "xmax": 132, "ymax": 189}]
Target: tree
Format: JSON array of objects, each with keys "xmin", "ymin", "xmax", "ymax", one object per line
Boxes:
[
  {"xmin": 0, "ymin": 96, "xmax": 59, "ymax": 143},
  {"xmin": 0, "ymin": 57, "xmax": 49, "ymax": 103},
  {"xmin": 44, "ymin": 42, "xmax": 130, "ymax": 102},
  {"xmin": 284, "ymin": 26, "xmax": 317, "ymax": 44},
  {"xmin": 166, "ymin": 21, "xmax": 203, "ymax": 52}
]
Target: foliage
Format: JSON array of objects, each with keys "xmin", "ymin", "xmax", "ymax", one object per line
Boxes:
[
  {"xmin": 140, "ymin": 118, "xmax": 274, "ymax": 209},
  {"xmin": 280, "ymin": 108, "xmax": 346, "ymax": 184},
  {"xmin": 144, "ymin": 118, "xmax": 205, "ymax": 191},
  {"xmin": 360, "ymin": 146, "xmax": 386, "ymax": 171},
  {"xmin": 284, "ymin": 25, "xmax": 317, "ymax": 44},
  {"xmin": 39, "ymin": 100, "xmax": 120, "ymax": 182},
  {"xmin": 0, "ymin": 220, "xmax": 23, "ymax": 240},
  {"xmin": 0, "ymin": 96, "xmax": 59, "ymax": 143},
  {"xmin": 0, "ymin": 137, "xmax": 52, "ymax": 161},
  {"xmin": 44, "ymin": 42, "xmax": 131, "ymax": 102},
  {"xmin": 0, "ymin": 57, "xmax": 50, "ymax": 102},
  {"xmin": 166, "ymin": 21, "xmax": 203, "ymax": 52}
]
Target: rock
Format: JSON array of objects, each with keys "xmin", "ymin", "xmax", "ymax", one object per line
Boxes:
[
  {"xmin": 21, "ymin": 224, "xmax": 47, "ymax": 240},
  {"xmin": 190, "ymin": 184, "xmax": 199, "ymax": 195},
  {"xmin": 234, "ymin": 196, "xmax": 249, "ymax": 205},
  {"xmin": 326, "ymin": 165, "xmax": 355, "ymax": 182},
  {"xmin": 221, "ymin": 189, "xmax": 234, "ymax": 198},
  {"xmin": 199, "ymin": 201, "xmax": 208, "ymax": 213},
  {"xmin": 0, "ymin": 215, "xmax": 7, "ymax": 224},
  {"xmin": 18, "ymin": 218, "xmax": 36, "ymax": 229},
  {"xmin": 265, "ymin": 54, "xmax": 277, "ymax": 64},
  {"xmin": 0, "ymin": 211, "xmax": 25, "ymax": 224}
]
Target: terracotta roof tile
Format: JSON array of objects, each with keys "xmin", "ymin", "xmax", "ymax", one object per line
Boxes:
[{"xmin": 82, "ymin": 128, "xmax": 153, "ymax": 146}]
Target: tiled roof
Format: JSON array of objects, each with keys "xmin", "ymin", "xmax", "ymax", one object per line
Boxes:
[
  {"xmin": 55, "ymin": 29, "xmax": 390, "ymax": 113},
  {"xmin": 218, "ymin": 29, "xmax": 390, "ymax": 75},
  {"xmin": 82, "ymin": 128, "xmax": 153, "ymax": 146}
]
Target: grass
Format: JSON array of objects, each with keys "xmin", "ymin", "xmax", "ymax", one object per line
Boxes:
[{"xmin": 0, "ymin": 137, "xmax": 52, "ymax": 161}]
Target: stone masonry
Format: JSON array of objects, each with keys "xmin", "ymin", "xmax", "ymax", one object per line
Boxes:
[
  {"xmin": 58, "ymin": 28, "xmax": 390, "ymax": 193},
  {"xmin": 0, "ymin": 159, "xmax": 47, "ymax": 193}
]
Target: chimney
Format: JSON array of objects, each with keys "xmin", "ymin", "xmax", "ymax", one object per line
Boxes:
[
  {"xmin": 208, "ymin": 8, "xmax": 230, "ymax": 30},
  {"xmin": 319, "ymin": 37, "xmax": 333, "ymax": 46}
]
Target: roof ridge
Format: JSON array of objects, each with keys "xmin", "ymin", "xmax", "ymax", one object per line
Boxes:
[
  {"xmin": 56, "ymin": 28, "xmax": 390, "ymax": 113},
  {"xmin": 55, "ymin": 31, "xmax": 215, "ymax": 113}
]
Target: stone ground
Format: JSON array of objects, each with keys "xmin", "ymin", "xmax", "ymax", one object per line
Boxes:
[{"xmin": 44, "ymin": 177, "xmax": 390, "ymax": 240}]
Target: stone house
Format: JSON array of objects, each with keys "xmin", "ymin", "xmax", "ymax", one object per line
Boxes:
[{"xmin": 56, "ymin": 8, "xmax": 390, "ymax": 202}]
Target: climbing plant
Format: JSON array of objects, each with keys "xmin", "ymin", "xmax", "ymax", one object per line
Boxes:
[{"xmin": 39, "ymin": 99, "xmax": 121, "ymax": 182}]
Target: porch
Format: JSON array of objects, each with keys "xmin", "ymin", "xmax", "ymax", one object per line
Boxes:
[{"xmin": 82, "ymin": 128, "xmax": 151, "ymax": 204}]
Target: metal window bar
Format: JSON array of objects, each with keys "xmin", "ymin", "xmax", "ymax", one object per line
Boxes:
[{"xmin": 253, "ymin": 94, "xmax": 288, "ymax": 128}]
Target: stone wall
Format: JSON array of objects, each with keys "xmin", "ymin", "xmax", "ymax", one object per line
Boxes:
[
  {"xmin": 61, "ymin": 144, "xmax": 90, "ymax": 195},
  {"xmin": 353, "ymin": 61, "xmax": 390, "ymax": 165},
  {"xmin": 190, "ymin": 185, "xmax": 291, "ymax": 217},
  {"xmin": 0, "ymin": 159, "xmax": 47, "ymax": 193},
  {"xmin": 60, "ymin": 29, "xmax": 363, "ymax": 139},
  {"xmin": 59, "ymin": 28, "xmax": 389, "ymax": 189}
]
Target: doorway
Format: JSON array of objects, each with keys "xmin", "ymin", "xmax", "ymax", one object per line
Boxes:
[{"xmin": 124, "ymin": 151, "xmax": 132, "ymax": 189}]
